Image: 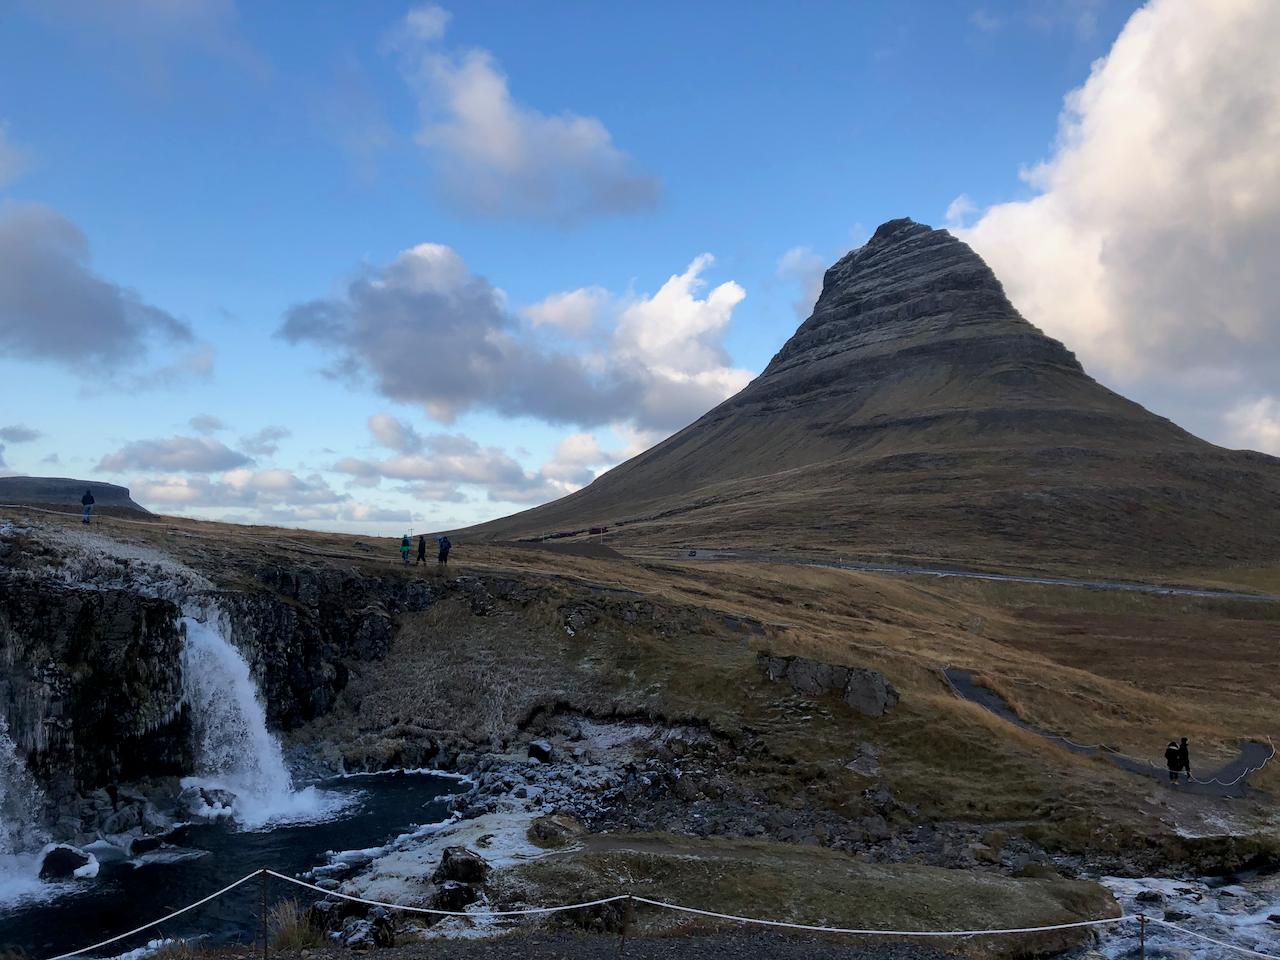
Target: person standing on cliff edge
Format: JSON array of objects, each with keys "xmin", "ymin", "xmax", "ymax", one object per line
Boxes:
[{"xmin": 81, "ymin": 488, "xmax": 95, "ymax": 524}]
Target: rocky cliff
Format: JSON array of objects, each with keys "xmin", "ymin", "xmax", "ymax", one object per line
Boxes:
[{"xmin": 459, "ymin": 219, "xmax": 1280, "ymax": 573}]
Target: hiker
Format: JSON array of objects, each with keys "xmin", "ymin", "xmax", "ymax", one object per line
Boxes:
[
  {"xmin": 81, "ymin": 488, "xmax": 95, "ymax": 524},
  {"xmin": 400, "ymin": 534, "xmax": 412, "ymax": 565},
  {"xmin": 1164, "ymin": 741, "xmax": 1181, "ymax": 782},
  {"xmin": 1178, "ymin": 737, "xmax": 1191, "ymax": 781},
  {"xmin": 417, "ymin": 535, "xmax": 427, "ymax": 565},
  {"xmin": 437, "ymin": 534, "xmax": 452, "ymax": 568}
]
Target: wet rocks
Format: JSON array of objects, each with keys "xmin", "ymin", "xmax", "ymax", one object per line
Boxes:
[
  {"xmin": 528, "ymin": 813, "xmax": 585, "ymax": 849},
  {"xmin": 38, "ymin": 844, "xmax": 91, "ymax": 879},
  {"xmin": 340, "ymin": 906, "xmax": 396, "ymax": 948},
  {"xmin": 757, "ymin": 653, "xmax": 899, "ymax": 717},
  {"xmin": 433, "ymin": 846, "xmax": 490, "ymax": 884}
]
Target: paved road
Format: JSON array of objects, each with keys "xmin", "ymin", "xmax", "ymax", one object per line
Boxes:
[
  {"xmin": 666, "ymin": 549, "xmax": 1280, "ymax": 604},
  {"xmin": 944, "ymin": 668, "xmax": 1274, "ymax": 798}
]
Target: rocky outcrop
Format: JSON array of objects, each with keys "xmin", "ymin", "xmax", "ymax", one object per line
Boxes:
[
  {"xmin": 0, "ymin": 577, "xmax": 190, "ymax": 802},
  {"xmin": 757, "ymin": 653, "xmax": 899, "ymax": 717}
]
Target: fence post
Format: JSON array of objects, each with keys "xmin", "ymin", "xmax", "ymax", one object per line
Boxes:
[
  {"xmin": 260, "ymin": 869, "xmax": 269, "ymax": 960},
  {"xmin": 1138, "ymin": 913, "xmax": 1147, "ymax": 960},
  {"xmin": 618, "ymin": 895, "xmax": 634, "ymax": 956}
]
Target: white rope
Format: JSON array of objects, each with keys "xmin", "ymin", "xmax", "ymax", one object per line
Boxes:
[
  {"xmin": 627, "ymin": 896, "xmax": 1128, "ymax": 936},
  {"xmin": 1188, "ymin": 736, "xmax": 1277, "ymax": 786},
  {"xmin": 0, "ymin": 503, "xmax": 171, "ymax": 528},
  {"xmin": 38, "ymin": 866, "xmax": 1280, "ymax": 960},
  {"xmin": 265, "ymin": 870, "xmax": 629, "ymax": 917},
  {"xmin": 42, "ymin": 869, "xmax": 264, "ymax": 960},
  {"xmin": 1146, "ymin": 917, "xmax": 1280, "ymax": 959}
]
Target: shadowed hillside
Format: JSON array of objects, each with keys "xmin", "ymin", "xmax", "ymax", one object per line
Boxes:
[
  {"xmin": 0, "ymin": 477, "xmax": 150, "ymax": 515},
  {"xmin": 459, "ymin": 219, "xmax": 1280, "ymax": 574}
]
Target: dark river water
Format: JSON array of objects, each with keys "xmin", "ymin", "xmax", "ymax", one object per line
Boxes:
[{"xmin": 0, "ymin": 772, "xmax": 468, "ymax": 959}]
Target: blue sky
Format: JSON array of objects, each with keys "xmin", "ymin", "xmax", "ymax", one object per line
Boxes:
[{"xmin": 3, "ymin": 0, "xmax": 1278, "ymax": 534}]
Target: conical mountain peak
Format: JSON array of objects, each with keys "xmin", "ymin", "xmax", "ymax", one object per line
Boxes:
[{"xmin": 460, "ymin": 218, "xmax": 1280, "ymax": 572}]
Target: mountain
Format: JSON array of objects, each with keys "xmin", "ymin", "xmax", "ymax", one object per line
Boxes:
[
  {"xmin": 0, "ymin": 477, "xmax": 151, "ymax": 515},
  {"xmin": 459, "ymin": 219, "xmax": 1280, "ymax": 574}
]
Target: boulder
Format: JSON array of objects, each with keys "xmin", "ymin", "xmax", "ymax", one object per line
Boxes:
[
  {"xmin": 432, "ymin": 880, "xmax": 479, "ymax": 912},
  {"xmin": 528, "ymin": 814, "xmax": 585, "ymax": 849},
  {"xmin": 842, "ymin": 668, "xmax": 900, "ymax": 717},
  {"xmin": 432, "ymin": 846, "xmax": 490, "ymax": 884},
  {"xmin": 528, "ymin": 739, "xmax": 554, "ymax": 763},
  {"xmin": 38, "ymin": 844, "xmax": 92, "ymax": 880}
]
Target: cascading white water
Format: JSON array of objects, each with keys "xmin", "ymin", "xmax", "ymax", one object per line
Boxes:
[
  {"xmin": 0, "ymin": 715, "xmax": 50, "ymax": 905},
  {"xmin": 179, "ymin": 615, "xmax": 345, "ymax": 829}
]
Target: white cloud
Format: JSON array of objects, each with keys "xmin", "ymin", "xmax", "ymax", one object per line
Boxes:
[
  {"xmin": 958, "ymin": 0, "xmax": 1280, "ymax": 449},
  {"xmin": 97, "ymin": 436, "xmax": 251, "ymax": 473},
  {"xmin": 542, "ymin": 432, "xmax": 613, "ymax": 485},
  {"xmin": 522, "ymin": 287, "xmax": 609, "ymax": 336},
  {"xmin": 240, "ymin": 425, "xmax": 290, "ymax": 456},
  {"xmin": 188, "ymin": 414, "xmax": 226, "ymax": 435},
  {"xmin": 0, "ymin": 122, "xmax": 30, "ymax": 186},
  {"xmin": 282, "ymin": 244, "xmax": 751, "ymax": 434},
  {"xmin": 944, "ymin": 193, "xmax": 978, "ymax": 228},
  {"xmin": 0, "ymin": 202, "xmax": 193, "ymax": 375},
  {"xmin": 392, "ymin": 4, "xmax": 660, "ymax": 222},
  {"xmin": 369, "ymin": 413, "xmax": 425, "ymax": 454},
  {"xmin": 776, "ymin": 246, "xmax": 827, "ymax": 319},
  {"xmin": 1224, "ymin": 396, "xmax": 1280, "ymax": 455},
  {"xmin": 0, "ymin": 425, "xmax": 40, "ymax": 443}
]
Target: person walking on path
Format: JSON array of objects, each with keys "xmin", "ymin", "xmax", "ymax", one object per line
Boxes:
[
  {"xmin": 400, "ymin": 534, "xmax": 412, "ymax": 565},
  {"xmin": 1178, "ymin": 737, "xmax": 1191, "ymax": 781},
  {"xmin": 437, "ymin": 534, "xmax": 452, "ymax": 570},
  {"xmin": 416, "ymin": 535, "xmax": 427, "ymax": 565},
  {"xmin": 80, "ymin": 488, "xmax": 95, "ymax": 524},
  {"xmin": 1165, "ymin": 740, "xmax": 1181, "ymax": 782}
]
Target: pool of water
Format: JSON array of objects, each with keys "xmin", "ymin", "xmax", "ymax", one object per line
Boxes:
[{"xmin": 0, "ymin": 771, "xmax": 468, "ymax": 959}]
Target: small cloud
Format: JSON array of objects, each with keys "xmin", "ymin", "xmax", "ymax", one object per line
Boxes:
[
  {"xmin": 97, "ymin": 436, "xmax": 251, "ymax": 473},
  {"xmin": 776, "ymin": 246, "xmax": 827, "ymax": 319},
  {"xmin": 970, "ymin": 8, "xmax": 1004, "ymax": 32},
  {"xmin": 390, "ymin": 4, "xmax": 661, "ymax": 223},
  {"xmin": 240, "ymin": 426, "xmax": 291, "ymax": 456},
  {"xmin": 368, "ymin": 413, "xmax": 424, "ymax": 454},
  {"xmin": 188, "ymin": 414, "xmax": 227, "ymax": 435},
  {"xmin": 945, "ymin": 193, "xmax": 978, "ymax": 228},
  {"xmin": 42, "ymin": 452, "xmax": 60, "ymax": 465},
  {"xmin": 0, "ymin": 425, "xmax": 40, "ymax": 443}
]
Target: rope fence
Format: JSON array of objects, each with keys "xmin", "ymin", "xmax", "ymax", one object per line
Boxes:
[{"xmin": 36, "ymin": 866, "xmax": 1278, "ymax": 960}]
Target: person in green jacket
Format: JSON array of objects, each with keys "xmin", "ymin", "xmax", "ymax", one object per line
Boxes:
[{"xmin": 399, "ymin": 533, "xmax": 412, "ymax": 565}]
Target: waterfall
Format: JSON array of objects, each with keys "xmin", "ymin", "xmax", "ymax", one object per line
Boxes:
[
  {"xmin": 0, "ymin": 715, "xmax": 50, "ymax": 905},
  {"xmin": 179, "ymin": 615, "xmax": 344, "ymax": 829}
]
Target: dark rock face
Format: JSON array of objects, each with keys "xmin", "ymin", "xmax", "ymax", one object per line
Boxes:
[
  {"xmin": 218, "ymin": 568, "xmax": 445, "ymax": 729},
  {"xmin": 757, "ymin": 653, "xmax": 899, "ymax": 717},
  {"xmin": 0, "ymin": 578, "xmax": 190, "ymax": 799}
]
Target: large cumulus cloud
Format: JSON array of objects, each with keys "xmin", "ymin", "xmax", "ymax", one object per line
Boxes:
[
  {"xmin": 279, "ymin": 243, "xmax": 750, "ymax": 434},
  {"xmin": 956, "ymin": 0, "xmax": 1280, "ymax": 454}
]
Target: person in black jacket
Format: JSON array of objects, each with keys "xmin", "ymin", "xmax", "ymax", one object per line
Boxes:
[
  {"xmin": 1178, "ymin": 737, "xmax": 1191, "ymax": 781},
  {"xmin": 1165, "ymin": 740, "xmax": 1182, "ymax": 782},
  {"xmin": 81, "ymin": 489, "xmax": 95, "ymax": 524},
  {"xmin": 416, "ymin": 535, "xmax": 427, "ymax": 565}
]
